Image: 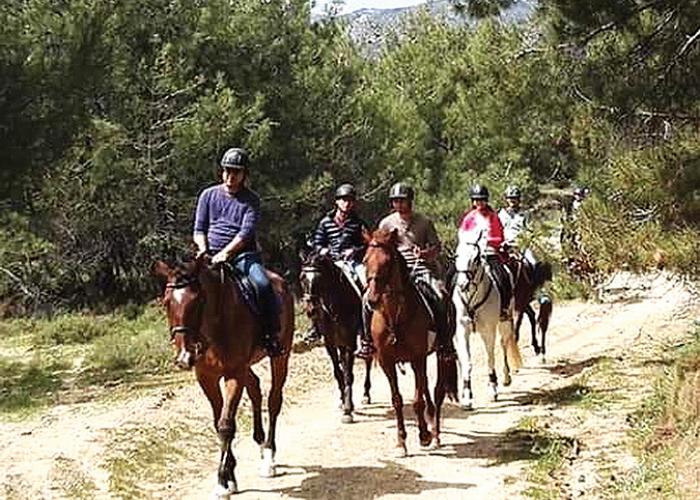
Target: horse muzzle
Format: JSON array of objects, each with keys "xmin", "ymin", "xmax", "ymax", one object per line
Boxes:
[{"xmin": 175, "ymin": 348, "xmax": 194, "ymax": 370}]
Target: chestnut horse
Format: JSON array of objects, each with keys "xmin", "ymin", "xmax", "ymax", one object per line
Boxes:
[
  {"xmin": 299, "ymin": 249, "xmax": 372, "ymax": 423},
  {"xmin": 154, "ymin": 255, "xmax": 293, "ymax": 497},
  {"xmin": 364, "ymin": 228, "xmax": 457, "ymax": 457}
]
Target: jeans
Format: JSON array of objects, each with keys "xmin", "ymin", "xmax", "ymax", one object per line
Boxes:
[{"xmin": 232, "ymin": 251, "xmax": 279, "ymax": 332}]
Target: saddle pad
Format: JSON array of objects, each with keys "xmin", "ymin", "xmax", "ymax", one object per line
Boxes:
[{"xmin": 223, "ymin": 264, "xmax": 262, "ymax": 317}]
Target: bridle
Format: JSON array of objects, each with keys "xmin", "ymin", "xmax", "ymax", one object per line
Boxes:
[
  {"xmin": 364, "ymin": 240, "xmax": 409, "ymax": 337},
  {"xmin": 164, "ymin": 275, "xmax": 207, "ymax": 358},
  {"xmin": 455, "ymin": 241, "xmax": 492, "ymax": 320}
]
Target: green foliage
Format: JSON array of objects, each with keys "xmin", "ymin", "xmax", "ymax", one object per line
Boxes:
[
  {"xmin": 1, "ymin": 0, "xmax": 698, "ymax": 312},
  {"xmin": 0, "ymin": 355, "xmax": 68, "ymax": 414}
]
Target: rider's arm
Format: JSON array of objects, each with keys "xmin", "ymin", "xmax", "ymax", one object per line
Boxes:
[
  {"xmin": 193, "ymin": 189, "xmax": 211, "ymax": 256},
  {"xmin": 312, "ymin": 217, "xmax": 329, "ymax": 251},
  {"xmin": 420, "ymin": 218, "xmax": 441, "ymax": 261}
]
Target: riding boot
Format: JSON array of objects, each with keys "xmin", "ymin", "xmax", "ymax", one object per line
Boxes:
[
  {"xmin": 262, "ymin": 315, "xmax": 285, "ymax": 358},
  {"xmin": 428, "ymin": 293, "xmax": 457, "ymax": 361},
  {"xmin": 354, "ymin": 301, "xmax": 376, "ymax": 360},
  {"xmin": 303, "ymin": 321, "xmax": 322, "ymax": 345},
  {"xmin": 487, "ymin": 257, "xmax": 512, "ymax": 320}
]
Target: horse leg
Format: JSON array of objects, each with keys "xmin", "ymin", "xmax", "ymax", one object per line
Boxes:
[
  {"xmin": 499, "ymin": 320, "xmax": 515, "ymax": 387},
  {"xmin": 454, "ymin": 316, "xmax": 474, "ymax": 410},
  {"xmin": 362, "ymin": 357, "xmax": 372, "ymax": 405},
  {"xmin": 245, "ymin": 369, "xmax": 265, "ymax": 446},
  {"xmin": 340, "ymin": 347, "xmax": 355, "ymax": 424},
  {"xmin": 537, "ymin": 298, "xmax": 553, "ymax": 363},
  {"xmin": 214, "ymin": 373, "xmax": 245, "ymax": 496},
  {"xmin": 324, "ymin": 341, "xmax": 345, "ymax": 409},
  {"xmin": 480, "ymin": 324, "xmax": 499, "ymax": 402},
  {"xmin": 261, "ymin": 353, "xmax": 290, "ymax": 478},
  {"xmin": 514, "ymin": 309, "xmax": 524, "ymax": 343},
  {"xmin": 195, "ymin": 366, "xmax": 223, "ymax": 431},
  {"xmin": 379, "ymin": 355, "xmax": 407, "ymax": 458},
  {"xmin": 524, "ymin": 304, "xmax": 538, "ymax": 354},
  {"xmin": 410, "ymin": 357, "xmax": 432, "ymax": 449}
]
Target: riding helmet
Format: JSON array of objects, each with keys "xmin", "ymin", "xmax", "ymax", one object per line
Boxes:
[
  {"xmin": 389, "ymin": 182, "xmax": 415, "ymax": 201},
  {"xmin": 505, "ymin": 185, "xmax": 521, "ymax": 199},
  {"xmin": 220, "ymin": 147, "xmax": 249, "ymax": 169},
  {"xmin": 470, "ymin": 184, "xmax": 490, "ymax": 200},
  {"xmin": 335, "ymin": 183, "xmax": 357, "ymax": 199}
]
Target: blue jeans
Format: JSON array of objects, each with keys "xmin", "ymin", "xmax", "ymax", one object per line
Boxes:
[{"xmin": 232, "ymin": 251, "xmax": 279, "ymax": 331}]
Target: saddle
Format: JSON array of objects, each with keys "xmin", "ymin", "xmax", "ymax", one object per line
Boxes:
[{"xmin": 221, "ymin": 263, "xmax": 263, "ymax": 317}]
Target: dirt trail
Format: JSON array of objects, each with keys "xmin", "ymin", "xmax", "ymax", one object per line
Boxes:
[{"xmin": 1, "ymin": 272, "xmax": 697, "ymax": 499}]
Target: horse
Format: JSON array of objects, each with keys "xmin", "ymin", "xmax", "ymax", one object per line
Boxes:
[
  {"xmin": 154, "ymin": 255, "xmax": 293, "ymax": 497},
  {"xmin": 364, "ymin": 228, "xmax": 457, "ymax": 457},
  {"xmin": 511, "ymin": 254, "xmax": 553, "ymax": 362},
  {"xmin": 299, "ymin": 249, "xmax": 372, "ymax": 423},
  {"xmin": 452, "ymin": 235, "xmax": 523, "ymax": 409}
]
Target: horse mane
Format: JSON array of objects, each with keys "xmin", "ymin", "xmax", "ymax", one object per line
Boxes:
[{"xmin": 370, "ymin": 228, "xmax": 414, "ymax": 292}]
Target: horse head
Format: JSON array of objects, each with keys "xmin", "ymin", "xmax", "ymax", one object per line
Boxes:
[
  {"xmin": 298, "ymin": 247, "xmax": 335, "ymax": 320},
  {"xmin": 154, "ymin": 255, "xmax": 209, "ymax": 370},
  {"xmin": 455, "ymin": 231, "xmax": 485, "ymax": 291},
  {"xmin": 363, "ymin": 228, "xmax": 402, "ymax": 308}
]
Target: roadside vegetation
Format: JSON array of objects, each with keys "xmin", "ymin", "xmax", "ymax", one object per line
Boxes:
[{"xmin": 0, "ymin": 305, "xmax": 177, "ymax": 418}]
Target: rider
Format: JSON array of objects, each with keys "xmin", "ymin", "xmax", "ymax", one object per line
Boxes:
[
  {"xmin": 303, "ymin": 183, "xmax": 369, "ymax": 343},
  {"xmin": 356, "ymin": 181, "xmax": 456, "ymax": 360},
  {"xmin": 498, "ymin": 185, "xmax": 529, "ymax": 247},
  {"xmin": 458, "ymin": 184, "xmax": 512, "ymax": 320},
  {"xmin": 193, "ymin": 147, "xmax": 284, "ymax": 357}
]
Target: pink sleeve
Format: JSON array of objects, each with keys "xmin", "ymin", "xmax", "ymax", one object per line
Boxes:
[
  {"xmin": 458, "ymin": 210, "xmax": 475, "ymax": 232},
  {"xmin": 486, "ymin": 211, "xmax": 504, "ymax": 249}
]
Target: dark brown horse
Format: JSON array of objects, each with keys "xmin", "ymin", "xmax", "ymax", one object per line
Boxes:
[
  {"xmin": 299, "ymin": 249, "xmax": 372, "ymax": 423},
  {"xmin": 511, "ymin": 258, "xmax": 553, "ymax": 361},
  {"xmin": 364, "ymin": 228, "xmax": 458, "ymax": 457},
  {"xmin": 154, "ymin": 255, "xmax": 293, "ymax": 496}
]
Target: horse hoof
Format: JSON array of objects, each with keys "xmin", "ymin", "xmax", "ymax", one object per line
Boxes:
[
  {"xmin": 540, "ymin": 355, "xmax": 547, "ymax": 365},
  {"xmin": 212, "ymin": 480, "xmax": 237, "ymax": 498},
  {"xmin": 393, "ymin": 445, "xmax": 408, "ymax": 458},
  {"xmin": 459, "ymin": 400, "xmax": 473, "ymax": 411},
  {"xmin": 259, "ymin": 448, "xmax": 276, "ymax": 478},
  {"xmin": 422, "ymin": 438, "xmax": 440, "ymax": 451},
  {"xmin": 362, "ymin": 396, "xmax": 371, "ymax": 405},
  {"xmin": 490, "ymin": 391, "xmax": 498, "ymax": 402},
  {"xmin": 503, "ymin": 376, "xmax": 512, "ymax": 387},
  {"xmin": 341, "ymin": 413, "xmax": 354, "ymax": 424}
]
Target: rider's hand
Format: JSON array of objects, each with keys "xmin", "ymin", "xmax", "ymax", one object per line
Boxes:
[
  {"xmin": 319, "ymin": 247, "xmax": 330, "ymax": 257},
  {"xmin": 412, "ymin": 245, "xmax": 423, "ymax": 258},
  {"xmin": 342, "ymin": 248, "xmax": 354, "ymax": 259},
  {"xmin": 211, "ymin": 250, "xmax": 229, "ymax": 264},
  {"xmin": 195, "ymin": 247, "xmax": 208, "ymax": 259}
]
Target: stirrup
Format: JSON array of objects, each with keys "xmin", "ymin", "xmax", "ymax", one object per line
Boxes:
[{"xmin": 354, "ymin": 341, "xmax": 375, "ymax": 360}]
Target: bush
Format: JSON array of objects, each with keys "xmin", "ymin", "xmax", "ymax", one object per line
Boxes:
[{"xmin": 33, "ymin": 314, "xmax": 115, "ymax": 345}]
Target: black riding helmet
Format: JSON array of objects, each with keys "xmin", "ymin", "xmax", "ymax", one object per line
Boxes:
[
  {"xmin": 335, "ymin": 183, "xmax": 357, "ymax": 199},
  {"xmin": 505, "ymin": 185, "xmax": 521, "ymax": 199},
  {"xmin": 220, "ymin": 147, "xmax": 249, "ymax": 169},
  {"xmin": 389, "ymin": 182, "xmax": 415, "ymax": 201},
  {"xmin": 470, "ymin": 184, "xmax": 490, "ymax": 201}
]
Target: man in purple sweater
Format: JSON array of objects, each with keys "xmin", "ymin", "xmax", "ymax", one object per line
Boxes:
[{"xmin": 193, "ymin": 147, "xmax": 283, "ymax": 357}]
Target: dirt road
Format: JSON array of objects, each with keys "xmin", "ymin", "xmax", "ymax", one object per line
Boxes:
[{"xmin": 1, "ymin": 272, "xmax": 697, "ymax": 499}]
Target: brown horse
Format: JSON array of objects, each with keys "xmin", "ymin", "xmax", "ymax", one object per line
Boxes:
[
  {"xmin": 299, "ymin": 249, "xmax": 372, "ymax": 423},
  {"xmin": 364, "ymin": 228, "xmax": 458, "ymax": 457},
  {"xmin": 154, "ymin": 255, "xmax": 293, "ymax": 497},
  {"xmin": 511, "ymin": 258, "xmax": 553, "ymax": 361}
]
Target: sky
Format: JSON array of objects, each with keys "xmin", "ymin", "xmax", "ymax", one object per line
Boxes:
[{"xmin": 312, "ymin": 1, "xmax": 427, "ymax": 16}]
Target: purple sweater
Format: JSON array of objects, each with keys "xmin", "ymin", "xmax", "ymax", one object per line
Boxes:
[{"xmin": 193, "ymin": 185, "xmax": 260, "ymax": 253}]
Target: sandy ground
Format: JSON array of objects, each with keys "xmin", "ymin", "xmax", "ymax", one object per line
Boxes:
[{"xmin": 1, "ymin": 272, "xmax": 697, "ymax": 499}]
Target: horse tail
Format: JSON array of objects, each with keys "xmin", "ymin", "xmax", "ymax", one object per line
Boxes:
[
  {"xmin": 438, "ymin": 355, "xmax": 459, "ymax": 402},
  {"xmin": 502, "ymin": 323, "xmax": 523, "ymax": 371},
  {"xmin": 532, "ymin": 261, "xmax": 553, "ymax": 290}
]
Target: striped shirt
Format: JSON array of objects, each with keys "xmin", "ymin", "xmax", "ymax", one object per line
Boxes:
[{"xmin": 312, "ymin": 211, "xmax": 368, "ymax": 261}]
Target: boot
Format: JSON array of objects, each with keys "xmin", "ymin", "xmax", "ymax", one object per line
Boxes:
[
  {"xmin": 354, "ymin": 303, "xmax": 376, "ymax": 359},
  {"xmin": 303, "ymin": 323, "xmax": 322, "ymax": 345},
  {"xmin": 264, "ymin": 331, "xmax": 285, "ymax": 357},
  {"xmin": 263, "ymin": 316, "xmax": 285, "ymax": 357}
]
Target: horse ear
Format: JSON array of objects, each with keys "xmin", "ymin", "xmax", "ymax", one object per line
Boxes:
[
  {"xmin": 362, "ymin": 228, "xmax": 373, "ymax": 245},
  {"xmin": 390, "ymin": 228, "xmax": 399, "ymax": 244}
]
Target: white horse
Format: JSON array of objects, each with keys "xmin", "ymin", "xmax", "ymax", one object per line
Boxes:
[{"xmin": 452, "ymin": 233, "xmax": 522, "ymax": 409}]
